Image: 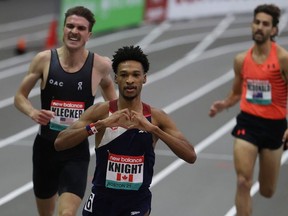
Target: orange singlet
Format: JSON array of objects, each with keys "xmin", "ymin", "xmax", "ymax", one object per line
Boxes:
[{"xmin": 240, "ymin": 42, "xmax": 287, "ymax": 119}]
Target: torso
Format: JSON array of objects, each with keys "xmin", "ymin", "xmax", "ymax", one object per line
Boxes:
[
  {"xmin": 92, "ymin": 100, "xmax": 155, "ymax": 192},
  {"xmin": 40, "ymin": 48, "xmax": 95, "ymax": 140},
  {"xmin": 240, "ymin": 42, "xmax": 287, "ymax": 119}
]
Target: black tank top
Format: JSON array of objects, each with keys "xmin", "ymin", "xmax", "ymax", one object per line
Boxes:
[{"xmin": 40, "ymin": 49, "xmax": 94, "ymax": 142}]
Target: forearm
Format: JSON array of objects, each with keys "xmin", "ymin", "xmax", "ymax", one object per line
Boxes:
[
  {"xmin": 14, "ymin": 94, "xmax": 34, "ymax": 118},
  {"xmin": 55, "ymin": 127, "xmax": 89, "ymax": 151},
  {"xmin": 55, "ymin": 119, "xmax": 106, "ymax": 151},
  {"xmin": 150, "ymin": 126, "xmax": 196, "ymax": 164},
  {"xmin": 223, "ymin": 92, "xmax": 241, "ymax": 109}
]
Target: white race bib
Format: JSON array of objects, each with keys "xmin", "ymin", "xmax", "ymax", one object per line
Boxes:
[
  {"xmin": 246, "ymin": 79, "xmax": 271, "ymax": 105},
  {"xmin": 105, "ymin": 152, "xmax": 144, "ymax": 191}
]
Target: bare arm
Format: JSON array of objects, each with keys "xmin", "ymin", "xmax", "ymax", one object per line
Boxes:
[
  {"xmin": 54, "ymin": 102, "xmax": 133, "ymax": 151},
  {"xmin": 96, "ymin": 56, "xmax": 117, "ymax": 101},
  {"xmin": 54, "ymin": 103, "xmax": 103, "ymax": 151},
  {"xmin": 129, "ymin": 108, "xmax": 197, "ymax": 164},
  {"xmin": 209, "ymin": 52, "xmax": 245, "ymax": 117},
  {"xmin": 14, "ymin": 51, "xmax": 54, "ymax": 125}
]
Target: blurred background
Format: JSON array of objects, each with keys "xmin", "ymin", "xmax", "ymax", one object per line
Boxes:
[{"xmin": 1, "ymin": 0, "xmax": 288, "ymax": 60}]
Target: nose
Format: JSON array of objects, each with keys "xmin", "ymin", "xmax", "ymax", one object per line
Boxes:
[
  {"xmin": 126, "ymin": 75, "xmax": 134, "ymax": 84},
  {"xmin": 71, "ymin": 27, "xmax": 79, "ymax": 33}
]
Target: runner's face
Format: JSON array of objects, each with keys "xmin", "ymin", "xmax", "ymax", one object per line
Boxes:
[
  {"xmin": 115, "ymin": 60, "xmax": 146, "ymax": 101},
  {"xmin": 251, "ymin": 12, "xmax": 276, "ymax": 44},
  {"xmin": 63, "ymin": 15, "xmax": 91, "ymax": 49}
]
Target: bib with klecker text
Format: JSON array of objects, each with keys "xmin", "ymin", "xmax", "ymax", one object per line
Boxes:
[
  {"xmin": 105, "ymin": 152, "xmax": 144, "ymax": 191},
  {"xmin": 49, "ymin": 100, "xmax": 85, "ymax": 131},
  {"xmin": 246, "ymin": 79, "xmax": 271, "ymax": 105}
]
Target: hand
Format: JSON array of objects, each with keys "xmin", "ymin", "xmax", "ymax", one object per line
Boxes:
[
  {"xmin": 129, "ymin": 110, "xmax": 152, "ymax": 132},
  {"xmin": 105, "ymin": 109, "xmax": 134, "ymax": 129},
  {"xmin": 104, "ymin": 109, "xmax": 152, "ymax": 131},
  {"xmin": 209, "ymin": 100, "xmax": 226, "ymax": 117},
  {"xmin": 30, "ymin": 109, "xmax": 55, "ymax": 125}
]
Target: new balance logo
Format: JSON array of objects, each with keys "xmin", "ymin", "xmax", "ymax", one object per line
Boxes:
[{"xmin": 138, "ymin": 130, "xmax": 147, "ymax": 133}]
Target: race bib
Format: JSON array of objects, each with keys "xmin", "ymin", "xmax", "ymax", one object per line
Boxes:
[
  {"xmin": 49, "ymin": 100, "xmax": 85, "ymax": 131},
  {"xmin": 246, "ymin": 79, "xmax": 271, "ymax": 105},
  {"xmin": 106, "ymin": 152, "xmax": 144, "ymax": 191}
]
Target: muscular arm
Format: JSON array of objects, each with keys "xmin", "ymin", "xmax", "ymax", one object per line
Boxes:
[
  {"xmin": 14, "ymin": 51, "xmax": 54, "ymax": 125},
  {"xmin": 209, "ymin": 52, "xmax": 245, "ymax": 117},
  {"xmin": 129, "ymin": 108, "xmax": 197, "ymax": 164},
  {"xmin": 54, "ymin": 103, "xmax": 103, "ymax": 151},
  {"xmin": 94, "ymin": 55, "xmax": 117, "ymax": 101},
  {"xmin": 55, "ymin": 102, "xmax": 132, "ymax": 151}
]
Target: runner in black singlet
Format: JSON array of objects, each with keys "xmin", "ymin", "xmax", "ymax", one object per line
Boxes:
[{"xmin": 14, "ymin": 6, "xmax": 117, "ymax": 216}]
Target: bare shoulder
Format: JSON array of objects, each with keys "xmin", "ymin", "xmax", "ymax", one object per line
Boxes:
[
  {"xmin": 150, "ymin": 106, "xmax": 170, "ymax": 124},
  {"xmin": 234, "ymin": 50, "xmax": 247, "ymax": 65},
  {"xmin": 276, "ymin": 44, "xmax": 288, "ymax": 60},
  {"xmin": 28, "ymin": 50, "xmax": 51, "ymax": 77},
  {"xmin": 276, "ymin": 44, "xmax": 288, "ymax": 73},
  {"xmin": 33, "ymin": 50, "xmax": 51, "ymax": 63},
  {"xmin": 92, "ymin": 52, "xmax": 112, "ymax": 75},
  {"xmin": 233, "ymin": 50, "xmax": 248, "ymax": 72}
]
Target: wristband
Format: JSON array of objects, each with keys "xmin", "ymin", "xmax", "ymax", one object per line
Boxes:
[{"xmin": 86, "ymin": 123, "xmax": 98, "ymax": 136}]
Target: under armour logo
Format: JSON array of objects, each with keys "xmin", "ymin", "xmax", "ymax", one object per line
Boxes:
[
  {"xmin": 78, "ymin": 82, "xmax": 82, "ymax": 90},
  {"xmin": 237, "ymin": 129, "xmax": 246, "ymax": 135}
]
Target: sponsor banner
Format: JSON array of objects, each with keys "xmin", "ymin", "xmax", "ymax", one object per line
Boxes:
[
  {"xmin": 60, "ymin": 0, "xmax": 145, "ymax": 34},
  {"xmin": 167, "ymin": 0, "xmax": 288, "ymax": 20},
  {"xmin": 144, "ymin": 0, "xmax": 168, "ymax": 22}
]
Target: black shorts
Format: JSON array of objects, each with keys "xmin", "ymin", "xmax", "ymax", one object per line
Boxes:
[
  {"xmin": 33, "ymin": 134, "xmax": 90, "ymax": 199},
  {"xmin": 82, "ymin": 187, "xmax": 152, "ymax": 216},
  {"xmin": 231, "ymin": 111, "xmax": 287, "ymax": 150}
]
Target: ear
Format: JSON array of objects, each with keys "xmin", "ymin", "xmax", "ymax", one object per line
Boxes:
[
  {"xmin": 143, "ymin": 74, "xmax": 147, "ymax": 84},
  {"xmin": 86, "ymin": 32, "xmax": 92, "ymax": 41},
  {"xmin": 271, "ymin": 26, "xmax": 278, "ymax": 38}
]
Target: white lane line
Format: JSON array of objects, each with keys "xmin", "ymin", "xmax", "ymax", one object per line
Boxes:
[
  {"xmin": 0, "ymin": 14, "xmax": 54, "ymax": 33},
  {"xmin": 0, "ymin": 182, "xmax": 33, "ymax": 206},
  {"xmin": 151, "ymin": 118, "xmax": 236, "ymax": 187},
  {"xmin": 0, "ymin": 53, "xmax": 35, "ymax": 70},
  {"xmin": 0, "ymin": 125, "xmax": 38, "ymax": 149},
  {"xmin": 136, "ymin": 21, "xmax": 171, "ymax": 49}
]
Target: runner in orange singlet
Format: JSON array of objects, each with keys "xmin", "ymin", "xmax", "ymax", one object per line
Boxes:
[{"xmin": 209, "ymin": 4, "xmax": 288, "ymax": 216}]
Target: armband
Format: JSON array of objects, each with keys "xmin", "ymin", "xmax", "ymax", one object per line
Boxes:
[{"xmin": 86, "ymin": 123, "xmax": 98, "ymax": 136}]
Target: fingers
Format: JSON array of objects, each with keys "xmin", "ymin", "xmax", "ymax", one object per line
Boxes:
[{"xmin": 34, "ymin": 110, "xmax": 55, "ymax": 125}]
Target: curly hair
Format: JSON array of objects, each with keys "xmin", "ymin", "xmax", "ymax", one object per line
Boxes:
[
  {"xmin": 64, "ymin": 6, "xmax": 96, "ymax": 32},
  {"xmin": 112, "ymin": 46, "xmax": 150, "ymax": 74},
  {"xmin": 254, "ymin": 4, "xmax": 281, "ymax": 40}
]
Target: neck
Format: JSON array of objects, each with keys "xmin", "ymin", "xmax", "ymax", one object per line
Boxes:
[
  {"xmin": 117, "ymin": 97, "xmax": 142, "ymax": 111},
  {"xmin": 253, "ymin": 40, "xmax": 272, "ymax": 55},
  {"xmin": 58, "ymin": 46, "xmax": 88, "ymax": 67}
]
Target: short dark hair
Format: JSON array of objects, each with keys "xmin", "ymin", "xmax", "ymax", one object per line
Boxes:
[
  {"xmin": 64, "ymin": 6, "xmax": 96, "ymax": 32},
  {"xmin": 254, "ymin": 4, "xmax": 281, "ymax": 40},
  {"xmin": 112, "ymin": 46, "xmax": 150, "ymax": 74}
]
